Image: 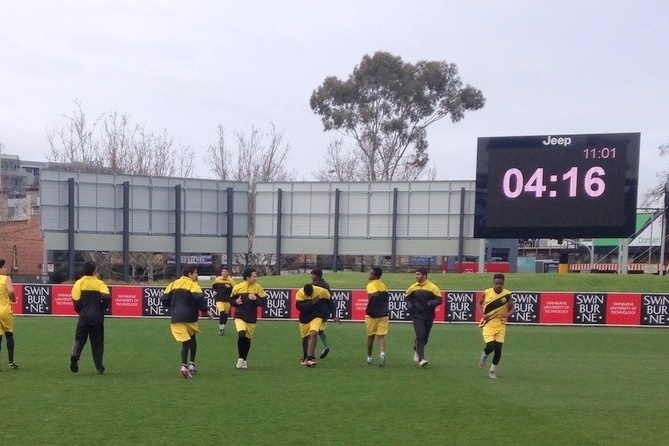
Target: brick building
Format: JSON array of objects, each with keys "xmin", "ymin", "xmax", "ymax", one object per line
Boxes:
[{"xmin": 0, "ymin": 153, "xmax": 44, "ymax": 279}]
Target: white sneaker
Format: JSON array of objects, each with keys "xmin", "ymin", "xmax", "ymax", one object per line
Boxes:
[
  {"xmin": 188, "ymin": 363, "xmax": 197, "ymax": 374},
  {"xmin": 241, "ymin": 360, "xmax": 248, "ymax": 369},
  {"xmin": 366, "ymin": 356, "xmax": 373, "ymax": 365},
  {"xmin": 419, "ymin": 359, "xmax": 428, "ymax": 367},
  {"xmin": 379, "ymin": 352, "xmax": 386, "ymax": 367},
  {"xmin": 236, "ymin": 358, "xmax": 245, "ymax": 369},
  {"xmin": 180, "ymin": 365, "xmax": 192, "ymax": 379},
  {"xmin": 413, "ymin": 350, "xmax": 419, "ymax": 362},
  {"xmin": 488, "ymin": 370, "xmax": 497, "ymax": 379}
]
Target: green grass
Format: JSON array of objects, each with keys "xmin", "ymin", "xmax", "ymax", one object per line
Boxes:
[
  {"xmin": 217, "ymin": 271, "xmax": 669, "ymax": 293},
  {"xmin": 4, "ymin": 317, "xmax": 668, "ymax": 445}
]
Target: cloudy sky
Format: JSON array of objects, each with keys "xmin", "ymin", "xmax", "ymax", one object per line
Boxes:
[{"xmin": 1, "ymin": 1, "xmax": 667, "ymax": 200}]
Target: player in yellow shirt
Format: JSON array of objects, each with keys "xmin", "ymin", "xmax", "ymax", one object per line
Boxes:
[
  {"xmin": 212, "ymin": 265, "xmax": 237, "ymax": 335},
  {"xmin": 478, "ymin": 273, "xmax": 516, "ymax": 379},
  {"xmin": 70, "ymin": 260, "xmax": 111, "ymax": 374},
  {"xmin": 295, "ymin": 283, "xmax": 331, "ymax": 367},
  {"xmin": 365, "ymin": 266, "xmax": 389, "ymax": 366},
  {"xmin": 0, "ymin": 259, "xmax": 18, "ymax": 370},
  {"xmin": 231, "ymin": 268, "xmax": 267, "ymax": 369}
]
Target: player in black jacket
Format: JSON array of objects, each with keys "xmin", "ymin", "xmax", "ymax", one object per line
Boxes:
[
  {"xmin": 70, "ymin": 260, "xmax": 110, "ymax": 374},
  {"xmin": 161, "ymin": 265, "xmax": 213, "ymax": 378}
]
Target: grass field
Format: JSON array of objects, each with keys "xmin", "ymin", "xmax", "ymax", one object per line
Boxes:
[{"xmin": 3, "ymin": 316, "xmax": 668, "ymax": 445}]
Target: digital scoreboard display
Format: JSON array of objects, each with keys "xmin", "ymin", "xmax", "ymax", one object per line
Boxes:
[{"xmin": 474, "ymin": 132, "xmax": 640, "ymax": 239}]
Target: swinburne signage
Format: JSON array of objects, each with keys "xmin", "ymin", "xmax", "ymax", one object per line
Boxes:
[{"xmin": 11, "ymin": 285, "xmax": 665, "ymax": 327}]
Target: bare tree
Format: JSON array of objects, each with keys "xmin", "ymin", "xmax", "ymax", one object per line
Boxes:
[
  {"xmin": 207, "ymin": 123, "xmax": 296, "ymax": 189},
  {"xmin": 207, "ymin": 124, "xmax": 296, "ymax": 272},
  {"xmin": 643, "ymin": 142, "xmax": 669, "ymax": 206},
  {"xmin": 46, "ymin": 98, "xmax": 195, "ymax": 177},
  {"xmin": 46, "ymin": 99, "xmax": 104, "ymax": 171},
  {"xmin": 45, "ymin": 99, "xmax": 196, "ymax": 280}
]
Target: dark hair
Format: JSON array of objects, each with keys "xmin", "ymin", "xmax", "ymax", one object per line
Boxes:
[
  {"xmin": 303, "ymin": 283, "xmax": 314, "ymax": 296},
  {"xmin": 0, "ymin": 259, "xmax": 5, "ymax": 269},
  {"xmin": 82, "ymin": 260, "xmax": 96, "ymax": 276},
  {"xmin": 219, "ymin": 265, "xmax": 229, "ymax": 274},
  {"xmin": 182, "ymin": 264, "xmax": 197, "ymax": 276},
  {"xmin": 416, "ymin": 267, "xmax": 428, "ymax": 276},
  {"xmin": 242, "ymin": 268, "xmax": 257, "ymax": 280},
  {"xmin": 493, "ymin": 273, "xmax": 505, "ymax": 282},
  {"xmin": 371, "ymin": 266, "xmax": 383, "ymax": 279},
  {"xmin": 310, "ymin": 268, "xmax": 323, "ymax": 278}
]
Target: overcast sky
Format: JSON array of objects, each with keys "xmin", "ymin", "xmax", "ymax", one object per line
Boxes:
[{"xmin": 1, "ymin": 1, "xmax": 667, "ymax": 200}]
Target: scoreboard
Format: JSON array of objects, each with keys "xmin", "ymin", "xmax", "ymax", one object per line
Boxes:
[{"xmin": 474, "ymin": 132, "xmax": 640, "ymax": 238}]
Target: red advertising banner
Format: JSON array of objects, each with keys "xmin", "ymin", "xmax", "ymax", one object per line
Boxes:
[
  {"xmin": 539, "ymin": 292, "xmax": 574, "ymax": 324},
  {"xmin": 51, "ymin": 285, "xmax": 77, "ymax": 316},
  {"xmin": 351, "ymin": 290, "xmax": 368, "ymax": 320},
  {"xmin": 434, "ymin": 292, "xmax": 446, "ymax": 321},
  {"xmin": 473, "ymin": 291, "xmax": 483, "ymax": 322},
  {"xmin": 111, "ymin": 286, "xmax": 142, "ymax": 317},
  {"xmin": 606, "ymin": 293, "xmax": 641, "ymax": 325},
  {"xmin": 12, "ymin": 284, "xmax": 22, "ymax": 314}
]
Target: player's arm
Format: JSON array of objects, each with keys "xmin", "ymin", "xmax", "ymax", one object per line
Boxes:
[
  {"xmin": 161, "ymin": 283, "xmax": 173, "ymax": 307},
  {"xmin": 253, "ymin": 285, "xmax": 267, "ymax": 307},
  {"xmin": 255, "ymin": 293, "xmax": 267, "ymax": 308},
  {"xmin": 404, "ymin": 287, "xmax": 415, "ymax": 311},
  {"xmin": 232, "ymin": 293, "xmax": 244, "ymax": 306},
  {"xmin": 503, "ymin": 294, "xmax": 516, "ymax": 319},
  {"xmin": 100, "ymin": 290, "xmax": 111, "ymax": 311},
  {"xmin": 428, "ymin": 286, "xmax": 443, "ymax": 307},
  {"xmin": 193, "ymin": 289, "xmax": 211, "ymax": 317},
  {"xmin": 5, "ymin": 276, "xmax": 16, "ymax": 303},
  {"xmin": 326, "ymin": 291, "xmax": 336, "ymax": 318}
]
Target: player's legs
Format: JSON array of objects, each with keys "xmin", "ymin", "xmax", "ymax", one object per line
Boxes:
[
  {"xmin": 180, "ymin": 340, "xmax": 190, "ymax": 365},
  {"xmin": 236, "ymin": 321, "xmax": 254, "ymax": 362},
  {"xmin": 307, "ymin": 318, "xmax": 322, "ymax": 360},
  {"xmin": 424, "ymin": 319, "xmax": 434, "ymax": 347},
  {"xmin": 307, "ymin": 330, "xmax": 318, "ymax": 359},
  {"xmin": 236, "ymin": 331, "xmax": 250, "ymax": 359},
  {"xmin": 367, "ymin": 335, "xmax": 375, "ymax": 357},
  {"xmin": 479, "ymin": 340, "xmax": 495, "ymax": 368},
  {"xmin": 492, "ymin": 341, "xmax": 503, "ymax": 365},
  {"xmin": 413, "ymin": 318, "xmax": 428, "ymax": 360},
  {"xmin": 189, "ymin": 334, "xmax": 197, "ymax": 363},
  {"xmin": 5, "ymin": 331, "xmax": 15, "ymax": 364},
  {"xmin": 318, "ymin": 330, "xmax": 328, "ymax": 347},
  {"xmin": 217, "ymin": 302, "xmax": 230, "ymax": 334},
  {"xmin": 377, "ymin": 335, "xmax": 386, "ymax": 353},
  {"xmin": 89, "ymin": 322, "xmax": 105, "ymax": 372},
  {"xmin": 70, "ymin": 322, "xmax": 92, "ymax": 373},
  {"xmin": 365, "ymin": 316, "xmax": 376, "ymax": 362},
  {"xmin": 301, "ymin": 336, "xmax": 309, "ymax": 361},
  {"xmin": 376, "ymin": 317, "xmax": 388, "ymax": 365},
  {"xmin": 491, "ymin": 326, "xmax": 505, "ymax": 366}
]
